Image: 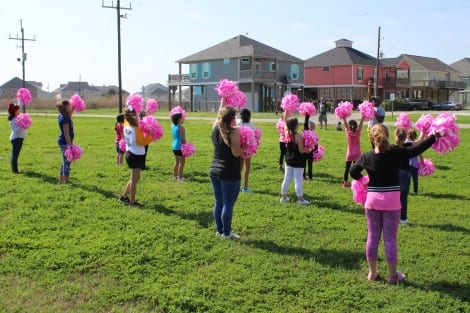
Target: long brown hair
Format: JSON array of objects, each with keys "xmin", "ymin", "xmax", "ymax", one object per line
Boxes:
[
  {"xmin": 56, "ymin": 100, "xmax": 71, "ymax": 118},
  {"xmin": 217, "ymin": 106, "xmax": 236, "ymax": 146},
  {"xmin": 285, "ymin": 117, "xmax": 299, "ymax": 143},
  {"xmin": 124, "ymin": 108, "xmax": 139, "ymax": 127},
  {"xmin": 369, "ymin": 124, "xmax": 390, "ymax": 152},
  {"xmin": 394, "ymin": 127, "xmax": 407, "ymax": 148}
]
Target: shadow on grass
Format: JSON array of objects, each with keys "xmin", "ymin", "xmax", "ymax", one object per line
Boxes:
[
  {"xmin": 404, "ymin": 280, "xmax": 469, "ymax": 303},
  {"xmin": 22, "ymin": 170, "xmax": 116, "ymax": 200},
  {"xmin": 421, "ymin": 223, "xmax": 470, "ymax": 234},
  {"xmin": 422, "ymin": 192, "xmax": 469, "ymax": 201},
  {"xmin": 152, "ymin": 203, "xmax": 213, "ymax": 228},
  {"xmin": 435, "ymin": 164, "xmax": 450, "ymax": 171},
  {"xmin": 308, "ymin": 194, "xmax": 365, "ymax": 216},
  {"xmin": 311, "ymin": 172, "xmax": 343, "ymax": 185},
  {"xmin": 23, "ymin": 170, "xmax": 57, "ymax": 184},
  {"xmin": 244, "ymin": 239, "xmax": 363, "ymax": 270}
]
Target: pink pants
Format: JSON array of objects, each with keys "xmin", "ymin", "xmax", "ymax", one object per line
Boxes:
[{"xmin": 365, "ymin": 209, "xmax": 400, "ymax": 264}]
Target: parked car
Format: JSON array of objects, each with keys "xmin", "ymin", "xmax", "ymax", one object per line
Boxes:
[
  {"xmin": 396, "ymin": 99, "xmax": 433, "ymax": 111},
  {"xmin": 431, "ymin": 101, "xmax": 463, "ymax": 111}
]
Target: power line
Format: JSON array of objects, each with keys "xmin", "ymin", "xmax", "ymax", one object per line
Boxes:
[
  {"xmin": 9, "ymin": 19, "xmax": 36, "ymax": 113},
  {"xmin": 102, "ymin": 0, "xmax": 132, "ymax": 114}
]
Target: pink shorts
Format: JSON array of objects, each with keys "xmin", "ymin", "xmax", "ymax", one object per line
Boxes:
[{"xmin": 365, "ymin": 191, "xmax": 401, "ymax": 211}]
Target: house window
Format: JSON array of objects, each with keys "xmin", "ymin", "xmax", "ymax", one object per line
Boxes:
[
  {"xmin": 357, "ymin": 68, "xmax": 363, "ymax": 81},
  {"xmin": 290, "ymin": 64, "xmax": 300, "ymax": 80},
  {"xmin": 202, "ymin": 62, "xmax": 211, "ymax": 79},
  {"xmin": 241, "ymin": 58, "xmax": 250, "ymax": 65},
  {"xmin": 269, "ymin": 63, "xmax": 278, "ymax": 71},
  {"xmin": 322, "ymin": 66, "xmax": 330, "ymax": 71},
  {"xmin": 255, "ymin": 62, "xmax": 261, "ymax": 70},
  {"xmin": 223, "ymin": 58, "xmax": 230, "ymax": 65},
  {"xmin": 190, "ymin": 64, "xmax": 198, "ymax": 79}
]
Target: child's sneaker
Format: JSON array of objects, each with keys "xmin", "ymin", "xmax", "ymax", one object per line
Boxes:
[
  {"xmin": 222, "ymin": 231, "xmax": 240, "ymax": 240},
  {"xmin": 280, "ymin": 197, "xmax": 290, "ymax": 203},
  {"xmin": 388, "ymin": 271, "xmax": 406, "ymax": 284},
  {"xmin": 177, "ymin": 177, "xmax": 185, "ymax": 182},
  {"xmin": 400, "ymin": 219, "xmax": 409, "ymax": 225},
  {"xmin": 118, "ymin": 196, "xmax": 130, "ymax": 204},
  {"xmin": 343, "ymin": 181, "xmax": 351, "ymax": 188},
  {"xmin": 297, "ymin": 199, "xmax": 310, "ymax": 205},
  {"xmin": 240, "ymin": 187, "xmax": 253, "ymax": 193}
]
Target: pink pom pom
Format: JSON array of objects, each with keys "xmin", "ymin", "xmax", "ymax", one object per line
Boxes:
[
  {"xmin": 418, "ymin": 159, "xmax": 435, "ymax": 176},
  {"xmin": 126, "ymin": 94, "xmax": 143, "ymax": 114},
  {"xmin": 70, "ymin": 94, "xmax": 86, "ymax": 113},
  {"xmin": 215, "ymin": 79, "xmax": 238, "ymax": 98},
  {"xmin": 169, "ymin": 105, "xmax": 187, "ymax": 121},
  {"xmin": 335, "ymin": 101, "xmax": 353, "ymax": 119},
  {"xmin": 238, "ymin": 125, "xmax": 259, "ymax": 159},
  {"xmin": 428, "ymin": 112, "xmax": 460, "ymax": 154},
  {"xmin": 181, "ymin": 142, "xmax": 196, "ymax": 157},
  {"xmin": 298, "ymin": 102, "xmax": 316, "ymax": 116},
  {"xmin": 358, "ymin": 101, "xmax": 375, "ymax": 120},
  {"xmin": 16, "ymin": 88, "xmax": 32, "ymax": 106},
  {"xmin": 281, "ymin": 94, "xmax": 300, "ymax": 114},
  {"xmin": 415, "ymin": 114, "xmax": 433, "ymax": 134},
  {"xmin": 118, "ymin": 139, "xmax": 127, "ymax": 152},
  {"xmin": 15, "ymin": 113, "xmax": 32, "ymax": 129},
  {"xmin": 64, "ymin": 144, "xmax": 83, "ymax": 162},
  {"xmin": 140, "ymin": 116, "xmax": 163, "ymax": 142},
  {"xmin": 225, "ymin": 90, "xmax": 247, "ymax": 110},
  {"xmin": 351, "ymin": 175, "xmax": 369, "ymax": 205},
  {"xmin": 313, "ymin": 145, "xmax": 325, "ymax": 162},
  {"xmin": 146, "ymin": 99, "xmax": 158, "ymax": 115},
  {"xmin": 395, "ymin": 112, "xmax": 413, "ymax": 131},
  {"xmin": 302, "ymin": 130, "xmax": 319, "ymax": 152},
  {"xmin": 253, "ymin": 128, "xmax": 262, "ymax": 146},
  {"xmin": 275, "ymin": 118, "xmax": 285, "ymax": 132}
]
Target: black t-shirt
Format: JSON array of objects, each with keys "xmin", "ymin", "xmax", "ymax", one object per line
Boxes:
[
  {"xmin": 209, "ymin": 125, "xmax": 241, "ymax": 180},
  {"xmin": 350, "ymin": 136, "xmax": 435, "ymax": 189},
  {"xmin": 285, "ymin": 134, "xmax": 305, "ymax": 168}
]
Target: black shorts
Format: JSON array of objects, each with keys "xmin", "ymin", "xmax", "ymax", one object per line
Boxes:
[
  {"xmin": 115, "ymin": 141, "xmax": 124, "ymax": 154},
  {"xmin": 126, "ymin": 151, "xmax": 146, "ymax": 169},
  {"xmin": 173, "ymin": 149, "xmax": 183, "ymax": 156}
]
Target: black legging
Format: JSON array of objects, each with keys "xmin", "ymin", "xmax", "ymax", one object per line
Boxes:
[
  {"xmin": 279, "ymin": 142, "xmax": 286, "ymax": 165},
  {"xmin": 344, "ymin": 160, "xmax": 353, "ymax": 182},
  {"xmin": 11, "ymin": 137, "xmax": 24, "ymax": 173}
]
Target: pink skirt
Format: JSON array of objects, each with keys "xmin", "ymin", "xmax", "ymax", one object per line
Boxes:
[{"xmin": 365, "ymin": 191, "xmax": 401, "ymax": 211}]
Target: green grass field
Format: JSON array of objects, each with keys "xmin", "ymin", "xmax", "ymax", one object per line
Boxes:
[{"xmin": 0, "ymin": 112, "xmax": 468, "ymax": 312}]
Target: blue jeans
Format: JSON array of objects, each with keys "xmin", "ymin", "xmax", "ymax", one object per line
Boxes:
[
  {"xmin": 59, "ymin": 144, "xmax": 71, "ymax": 177},
  {"xmin": 11, "ymin": 138, "xmax": 24, "ymax": 173},
  {"xmin": 399, "ymin": 169, "xmax": 411, "ymax": 220},
  {"xmin": 210, "ymin": 176, "xmax": 240, "ymax": 236}
]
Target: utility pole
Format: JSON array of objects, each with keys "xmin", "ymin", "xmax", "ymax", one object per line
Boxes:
[
  {"xmin": 9, "ymin": 19, "xmax": 36, "ymax": 113},
  {"xmin": 374, "ymin": 26, "xmax": 381, "ymax": 97},
  {"xmin": 102, "ymin": 0, "xmax": 132, "ymax": 113}
]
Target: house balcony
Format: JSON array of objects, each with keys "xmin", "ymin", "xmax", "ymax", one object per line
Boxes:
[
  {"xmin": 239, "ymin": 70, "xmax": 277, "ymax": 83},
  {"xmin": 168, "ymin": 74, "xmax": 190, "ymax": 86},
  {"xmin": 382, "ymin": 77, "xmax": 410, "ymax": 88},
  {"xmin": 413, "ymin": 80, "xmax": 466, "ymax": 89}
]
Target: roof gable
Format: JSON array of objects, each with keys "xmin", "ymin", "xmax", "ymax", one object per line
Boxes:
[
  {"xmin": 1, "ymin": 77, "xmax": 38, "ymax": 90},
  {"xmin": 60, "ymin": 82, "xmax": 100, "ymax": 92},
  {"xmin": 450, "ymin": 58, "xmax": 470, "ymax": 75},
  {"xmin": 305, "ymin": 46, "xmax": 376, "ymax": 67},
  {"xmin": 177, "ymin": 35, "xmax": 302, "ymax": 63},
  {"xmin": 402, "ymin": 54, "xmax": 458, "ymax": 72}
]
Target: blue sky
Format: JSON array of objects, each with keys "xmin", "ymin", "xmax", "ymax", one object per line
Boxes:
[{"xmin": 1, "ymin": 0, "xmax": 469, "ymax": 93}]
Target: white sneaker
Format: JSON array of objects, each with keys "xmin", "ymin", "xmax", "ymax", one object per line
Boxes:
[
  {"xmin": 222, "ymin": 231, "xmax": 240, "ymax": 240},
  {"xmin": 177, "ymin": 177, "xmax": 185, "ymax": 182},
  {"xmin": 215, "ymin": 231, "xmax": 223, "ymax": 237},
  {"xmin": 297, "ymin": 199, "xmax": 310, "ymax": 205},
  {"xmin": 280, "ymin": 197, "xmax": 290, "ymax": 203},
  {"xmin": 400, "ymin": 219, "xmax": 409, "ymax": 224}
]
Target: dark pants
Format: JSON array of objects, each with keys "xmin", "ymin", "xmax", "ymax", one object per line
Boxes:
[
  {"xmin": 11, "ymin": 138, "xmax": 24, "ymax": 173},
  {"xmin": 399, "ymin": 169, "xmax": 411, "ymax": 221},
  {"xmin": 344, "ymin": 161, "xmax": 353, "ymax": 181},
  {"xmin": 410, "ymin": 167, "xmax": 419, "ymax": 193},
  {"xmin": 303, "ymin": 152, "xmax": 313, "ymax": 179},
  {"xmin": 279, "ymin": 142, "xmax": 286, "ymax": 166}
]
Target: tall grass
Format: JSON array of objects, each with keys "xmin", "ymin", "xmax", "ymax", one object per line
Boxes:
[{"xmin": 0, "ymin": 113, "xmax": 468, "ymax": 312}]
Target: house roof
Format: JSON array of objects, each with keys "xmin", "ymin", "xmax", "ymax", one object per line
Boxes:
[
  {"xmin": 304, "ymin": 46, "xmax": 377, "ymax": 67},
  {"xmin": 401, "ymin": 54, "xmax": 458, "ymax": 72},
  {"xmin": 144, "ymin": 83, "xmax": 168, "ymax": 94},
  {"xmin": 450, "ymin": 58, "xmax": 470, "ymax": 75},
  {"xmin": 1, "ymin": 77, "xmax": 38, "ymax": 90},
  {"xmin": 177, "ymin": 35, "xmax": 303, "ymax": 63},
  {"xmin": 59, "ymin": 82, "xmax": 101, "ymax": 92}
]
